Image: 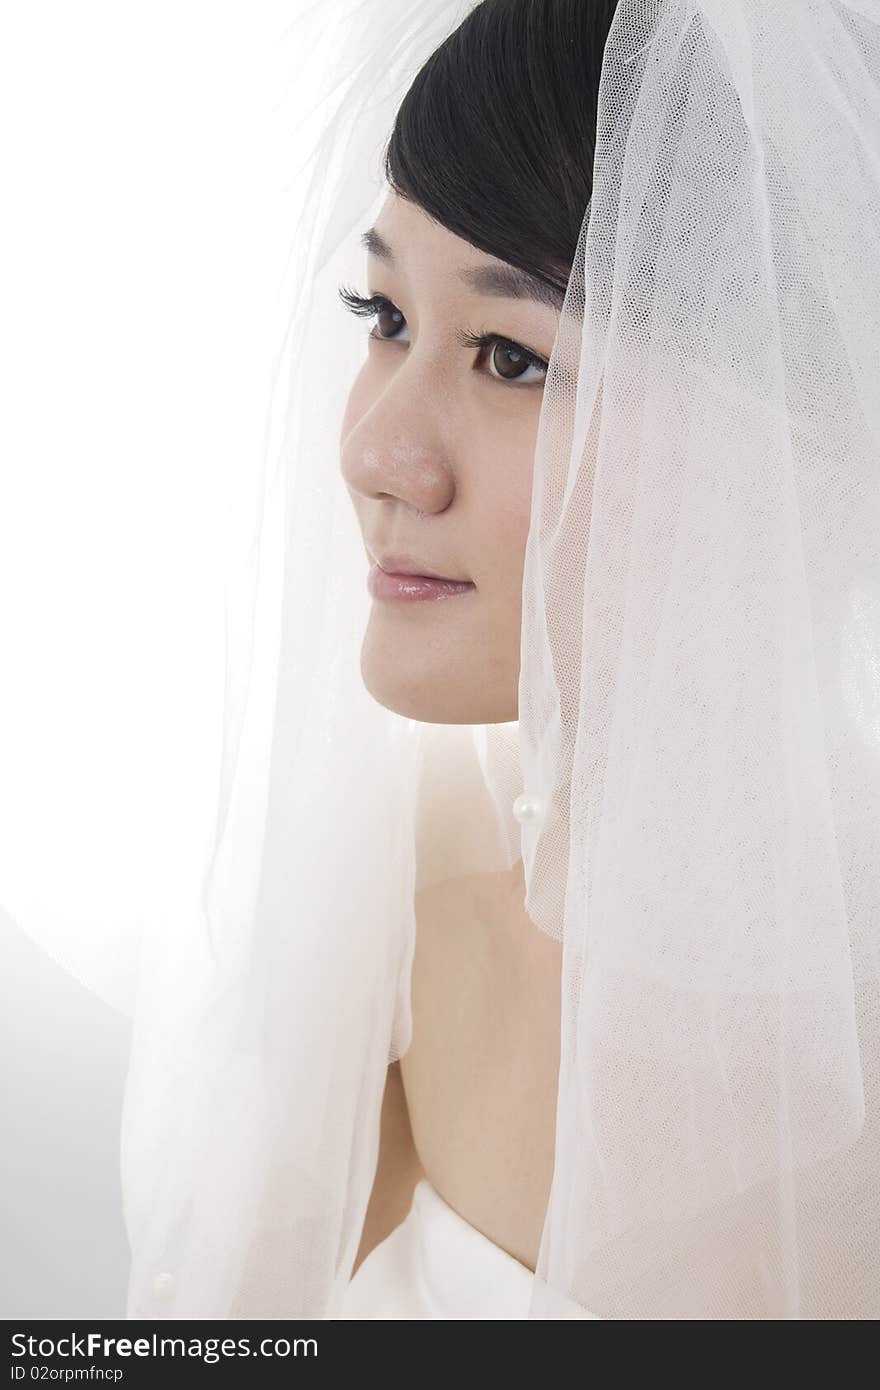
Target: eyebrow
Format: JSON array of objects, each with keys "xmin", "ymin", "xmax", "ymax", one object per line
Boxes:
[{"xmin": 360, "ymin": 226, "xmax": 566, "ymax": 312}]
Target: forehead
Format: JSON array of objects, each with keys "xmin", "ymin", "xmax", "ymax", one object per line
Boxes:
[
  {"xmin": 369, "ymin": 191, "xmax": 568, "ymax": 315},
  {"xmin": 371, "ymin": 191, "xmax": 498, "ymax": 284}
]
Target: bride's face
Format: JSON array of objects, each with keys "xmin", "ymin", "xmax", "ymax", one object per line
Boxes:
[{"xmin": 340, "ymin": 192, "xmax": 562, "ymax": 724}]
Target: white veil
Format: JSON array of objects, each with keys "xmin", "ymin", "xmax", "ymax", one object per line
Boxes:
[{"xmin": 3, "ymin": 0, "xmax": 878, "ymax": 1320}]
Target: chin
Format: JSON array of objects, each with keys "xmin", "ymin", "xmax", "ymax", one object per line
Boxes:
[{"xmin": 359, "ymin": 634, "xmax": 518, "ymax": 725}]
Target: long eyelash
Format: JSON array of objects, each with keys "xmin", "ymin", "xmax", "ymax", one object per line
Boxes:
[
  {"xmin": 454, "ymin": 327, "xmax": 549, "ymax": 375},
  {"xmin": 337, "ymin": 284, "xmax": 549, "ymax": 377},
  {"xmin": 337, "ymin": 285, "xmax": 389, "ymax": 317}
]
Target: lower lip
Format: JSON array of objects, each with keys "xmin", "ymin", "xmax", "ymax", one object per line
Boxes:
[{"xmin": 367, "ymin": 564, "xmax": 476, "ymax": 603}]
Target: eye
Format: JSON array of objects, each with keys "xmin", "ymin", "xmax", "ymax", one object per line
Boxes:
[
  {"xmin": 368, "ymin": 298, "xmax": 410, "ymax": 343},
  {"xmin": 338, "ymin": 287, "xmax": 409, "ymax": 343},
  {"xmin": 337, "ymin": 285, "xmax": 549, "ymax": 387},
  {"xmin": 457, "ymin": 329, "xmax": 549, "ymax": 386}
]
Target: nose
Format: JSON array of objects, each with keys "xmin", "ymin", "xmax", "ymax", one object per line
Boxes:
[{"xmin": 340, "ymin": 370, "xmax": 456, "ymax": 515}]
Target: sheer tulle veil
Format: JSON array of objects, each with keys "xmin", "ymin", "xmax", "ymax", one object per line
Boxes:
[{"xmin": 3, "ymin": 0, "xmax": 879, "ymax": 1320}]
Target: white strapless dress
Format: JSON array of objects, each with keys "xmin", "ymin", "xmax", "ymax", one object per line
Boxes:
[{"xmin": 336, "ymin": 1178, "xmax": 600, "ymax": 1320}]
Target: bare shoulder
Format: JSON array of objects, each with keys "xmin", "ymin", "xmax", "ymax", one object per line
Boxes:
[{"xmin": 352, "ymin": 728, "xmax": 477, "ymax": 1274}]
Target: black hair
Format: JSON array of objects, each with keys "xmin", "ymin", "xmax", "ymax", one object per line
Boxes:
[{"xmin": 384, "ymin": 0, "xmax": 619, "ymax": 300}]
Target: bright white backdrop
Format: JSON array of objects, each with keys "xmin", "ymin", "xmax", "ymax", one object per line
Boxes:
[{"xmin": 0, "ymin": 1, "xmax": 317, "ymax": 1316}]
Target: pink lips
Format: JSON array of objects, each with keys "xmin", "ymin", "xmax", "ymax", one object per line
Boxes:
[{"xmin": 367, "ymin": 564, "xmax": 476, "ymax": 603}]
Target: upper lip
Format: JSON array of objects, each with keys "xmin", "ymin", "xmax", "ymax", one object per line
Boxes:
[{"xmin": 369, "ymin": 549, "xmax": 473, "ymax": 584}]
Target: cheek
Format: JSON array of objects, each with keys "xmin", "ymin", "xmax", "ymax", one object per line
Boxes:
[{"xmin": 471, "ymin": 410, "xmax": 537, "ymax": 583}]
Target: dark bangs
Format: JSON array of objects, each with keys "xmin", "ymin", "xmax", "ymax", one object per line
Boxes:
[{"xmin": 384, "ymin": 0, "xmax": 619, "ymax": 299}]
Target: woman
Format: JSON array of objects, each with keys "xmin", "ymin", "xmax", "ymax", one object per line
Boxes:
[
  {"xmin": 330, "ymin": 0, "xmax": 880, "ymax": 1318},
  {"xmin": 336, "ymin": 0, "xmax": 615, "ymax": 1313},
  {"xmin": 115, "ymin": 0, "xmax": 880, "ymax": 1320}
]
